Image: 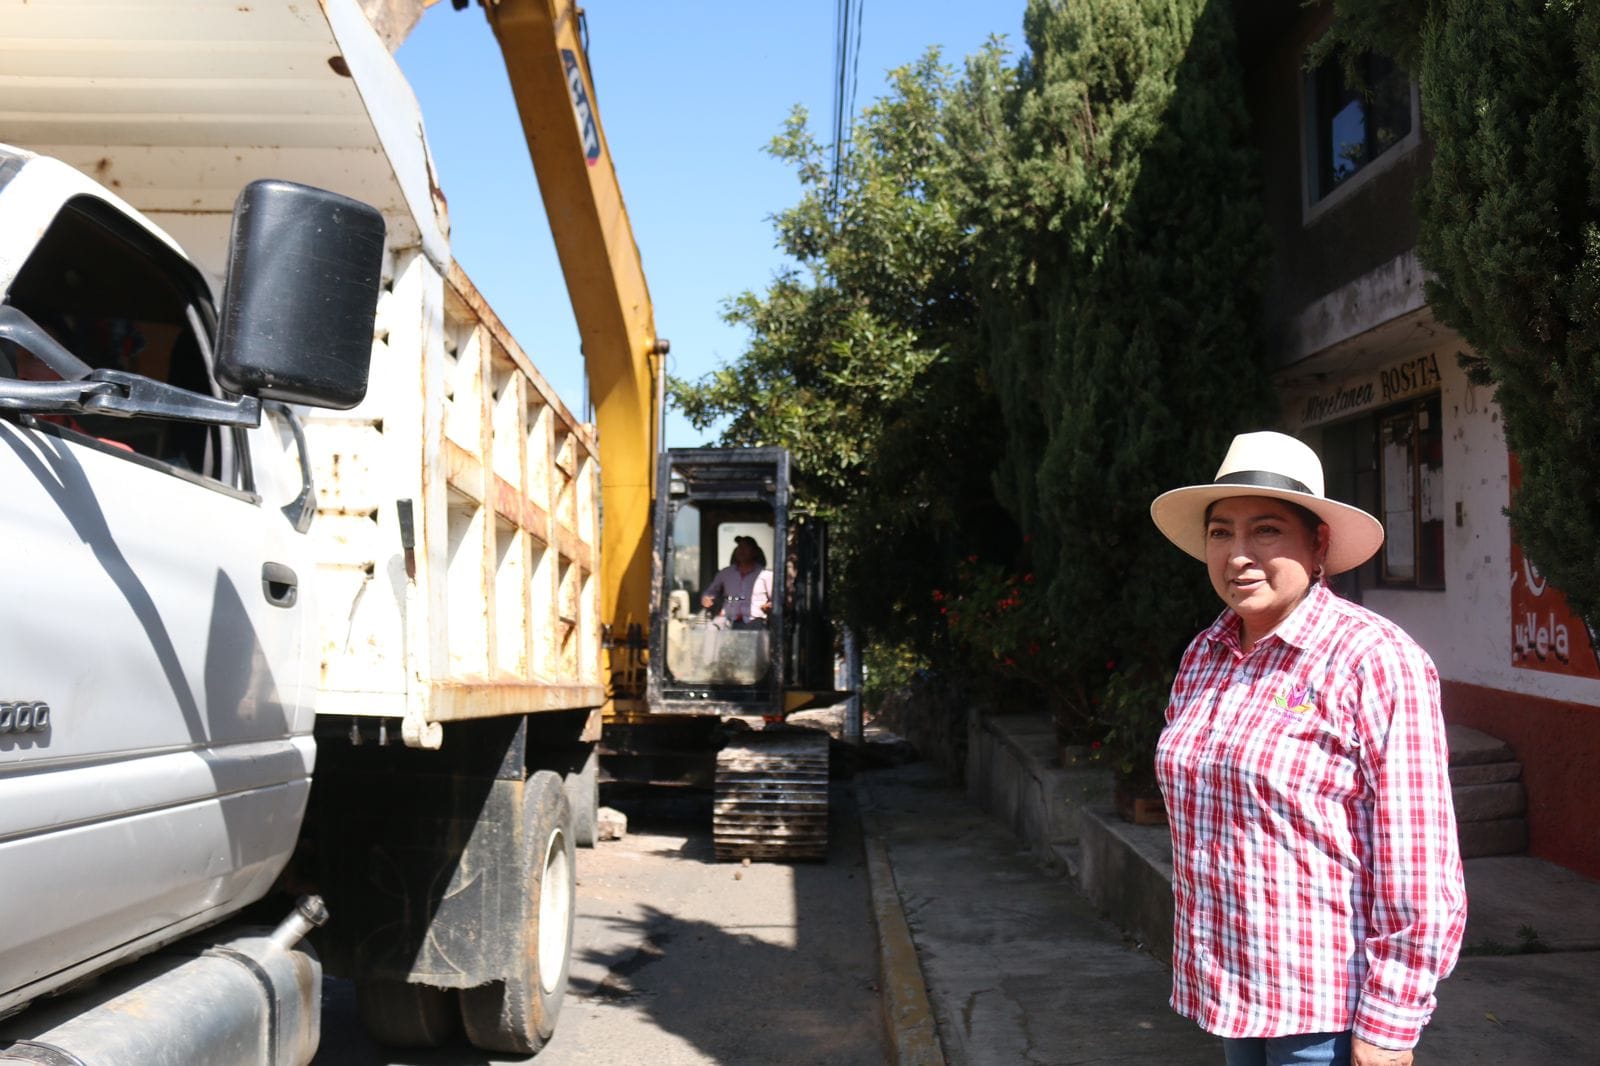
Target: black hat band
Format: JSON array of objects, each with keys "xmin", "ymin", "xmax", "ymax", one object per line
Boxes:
[{"xmin": 1214, "ymin": 470, "xmax": 1313, "ymax": 496}]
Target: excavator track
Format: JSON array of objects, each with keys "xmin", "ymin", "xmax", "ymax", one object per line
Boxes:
[{"xmin": 713, "ymin": 729, "xmax": 830, "ymax": 862}]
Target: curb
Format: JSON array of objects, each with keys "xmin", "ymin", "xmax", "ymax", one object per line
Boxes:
[{"xmin": 856, "ymin": 779, "xmax": 946, "ymax": 1066}]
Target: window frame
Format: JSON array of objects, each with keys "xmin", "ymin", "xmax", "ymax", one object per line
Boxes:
[
  {"xmin": 2, "ymin": 194, "xmax": 253, "ymax": 498},
  {"xmin": 1300, "ymin": 50, "xmax": 1422, "ymax": 226},
  {"xmin": 1374, "ymin": 394, "xmax": 1444, "ymax": 590},
  {"xmin": 1320, "ymin": 391, "xmax": 1444, "ymax": 600}
]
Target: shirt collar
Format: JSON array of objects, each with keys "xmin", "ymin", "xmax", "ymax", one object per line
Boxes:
[{"xmin": 1204, "ymin": 582, "xmax": 1335, "ymax": 655}]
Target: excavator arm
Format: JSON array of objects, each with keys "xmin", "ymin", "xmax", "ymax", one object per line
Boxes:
[
  {"xmin": 479, "ymin": 0, "xmax": 665, "ymax": 694},
  {"xmin": 473, "ymin": 0, "xmax": 839, "ymax": 859}
]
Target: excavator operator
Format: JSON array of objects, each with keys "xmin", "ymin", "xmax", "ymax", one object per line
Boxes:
[{"xmin": 701, "ymin": 536, "xmax": 774, "ymax": 629}]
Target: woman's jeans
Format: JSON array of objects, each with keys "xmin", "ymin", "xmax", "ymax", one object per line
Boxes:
[{"xmin": 1221, "ymin": 1031, "xmax": 1352, "ymax": 1066}]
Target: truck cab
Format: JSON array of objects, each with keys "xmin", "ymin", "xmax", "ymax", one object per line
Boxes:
[{"xmin": 0, "ymin": 148, "xmax": 382, "ymax": 1018}]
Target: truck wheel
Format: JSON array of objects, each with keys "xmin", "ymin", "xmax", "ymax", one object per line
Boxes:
[
  {"xmin": 356, "ymin": 978, "xmax": 459, "ymax": 1048},
  {"xmin": 459, "ymin": 769, "xmax": 575, "ymax": 1054},
  {"xmin": 565, "ymin": 745, "xmax": 600, "ymax": 848}
]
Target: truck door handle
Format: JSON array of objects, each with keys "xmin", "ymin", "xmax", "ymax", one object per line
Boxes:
[{"xmin": 262, "ymin": 562, "xmax": 298, "ymax": 608}]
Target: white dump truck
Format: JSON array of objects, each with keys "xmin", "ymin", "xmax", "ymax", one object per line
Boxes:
[{"xmin": 0, "ymin": 1, "xmax": 606, "ymax": 1060}]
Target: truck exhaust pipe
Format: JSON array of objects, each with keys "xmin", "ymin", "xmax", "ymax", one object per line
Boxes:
[{"xmin": 0, "ymin": 897, "xmax": 329, "ymax": 1066}]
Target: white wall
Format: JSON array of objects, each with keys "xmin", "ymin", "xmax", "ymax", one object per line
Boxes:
[{"xmin": 1298, "ymin": 342, "xmax": 1600, "ymax": 708}]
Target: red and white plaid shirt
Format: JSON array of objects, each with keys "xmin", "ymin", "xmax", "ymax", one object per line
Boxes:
[{"xmin": 1155, "ymin": 583, "xmax": 1467, "ymax": 1049}]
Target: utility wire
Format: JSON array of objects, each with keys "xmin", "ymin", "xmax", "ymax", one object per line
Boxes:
[{"xmin": 829, "ymin": 0, "xmax": 865, "ymax": 214}]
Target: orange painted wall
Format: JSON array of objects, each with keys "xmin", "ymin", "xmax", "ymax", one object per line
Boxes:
[{"xmin": 1441, "ymin": 680, "xmax": 1600, "ymax": 880}]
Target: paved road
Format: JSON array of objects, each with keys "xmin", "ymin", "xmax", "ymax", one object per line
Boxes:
[{"xmin": 315, "ymin": 782, "xmax": 886, "ymax": 1065}]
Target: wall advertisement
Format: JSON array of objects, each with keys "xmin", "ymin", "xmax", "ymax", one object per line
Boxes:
[{"xmin": 1509, "ymin": 454, "xmax": 1600, "ymax": 678}]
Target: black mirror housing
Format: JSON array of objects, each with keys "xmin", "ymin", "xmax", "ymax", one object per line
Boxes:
[{"xmin": 215, "ymin": 180, "xmax": 384, "ymax": 409}]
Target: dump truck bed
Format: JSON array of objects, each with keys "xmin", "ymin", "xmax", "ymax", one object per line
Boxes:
[{"xmin": 308, "ymin": 257, "xmax": 604, "ymax": 740}]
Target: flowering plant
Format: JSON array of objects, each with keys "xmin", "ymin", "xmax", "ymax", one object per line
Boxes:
[
  {"xmin": 936, "ymin": 555, "xmax": 1098, "ymax": 744},
  {"xmin": 1092, "ymin": 655, "xmax": 1173, "ymax": 791}
]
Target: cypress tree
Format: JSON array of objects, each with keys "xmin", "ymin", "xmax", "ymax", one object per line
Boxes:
[
  {"xmin": 1316, "ymin": 0, "xmax": 1429, "ymax": 70},
  {"xmin": 1411, "ymin": 1, "xmax": 1600, "ymax": 625},
  {"xmin": 971, "ymin": 0, "xmax": 1274, "ymax": 760},
  {"xmin": 1326, "ymin": 0, "xmax": 1600, "ymax": 624}
]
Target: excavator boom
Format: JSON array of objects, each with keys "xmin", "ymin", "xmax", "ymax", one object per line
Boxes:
[
  {"xmin": 481, "ymin": 0, "xmax": 663, "ymax": 680},
  {"xmin": 476, "ymin": 0, "xmax": 842, "ymax": 860}
]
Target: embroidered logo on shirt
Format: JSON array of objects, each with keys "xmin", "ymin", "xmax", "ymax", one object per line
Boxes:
[{"xmin": 1272, "ymin": 684, "xmax": 1315, "ymax": 715}]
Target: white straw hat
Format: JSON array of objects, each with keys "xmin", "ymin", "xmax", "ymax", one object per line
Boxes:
[{"xmin": 1149, "ymin": 431, "xmax": 1384, "ymax": 576}]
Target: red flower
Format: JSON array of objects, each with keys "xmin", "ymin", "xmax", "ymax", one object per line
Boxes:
[
  {"xmin": 1023, "ymin": 572, "xmax": 1035, "ymax": 584},
  {"xmin": 1105, "ymin": 659, "xmax": 1117, "ymax": 672},
  {"xmin": 1003, "ymin": 657, "xmax": 1016, "ymax": 667},
  {"xmin": 1091, "ymin": 740, "xmax": 1102, "ymax": 750},
  {"xmin": 966, "ymin": 554, "xmax": 978, "ymax": 563},
  {"xmin": 939, "ymin": 606, "xmax": 948, "ymax": 615},
  {"xmin": 931, "ymin": 588, "xmax": 945, "ymax": 602}
]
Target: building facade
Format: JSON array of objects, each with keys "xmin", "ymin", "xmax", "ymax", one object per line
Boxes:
[{"xmin": 1239, "ymin": 3, "xmax": 1600, "ymax": 878}]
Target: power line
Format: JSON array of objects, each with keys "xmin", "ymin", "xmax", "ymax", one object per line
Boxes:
[{"xmin": 830, "ymin": 0, "xmax": 865, "ymax": 211}]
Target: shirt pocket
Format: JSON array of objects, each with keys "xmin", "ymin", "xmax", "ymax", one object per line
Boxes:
[{"xmin": 1242, "ymin": 674, "xmax": 1354, "ymax": 796}]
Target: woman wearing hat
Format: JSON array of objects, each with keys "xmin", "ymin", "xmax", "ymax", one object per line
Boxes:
[{"xmin": 1150, "ymin": 432, "xmax": 1466, "ymax": 1066}]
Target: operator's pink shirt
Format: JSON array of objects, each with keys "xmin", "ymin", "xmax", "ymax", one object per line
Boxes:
[{"xmin": 703, "ymin": 565, "xmax": 773, "ymax": 622}]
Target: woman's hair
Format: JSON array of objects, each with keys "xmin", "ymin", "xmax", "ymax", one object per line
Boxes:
[
  {"xmin": 1203, "ymin": 498, "xmax": 1326, "ymax": 540},
  {"xmin": 1283, "ymin": 501, "xmax": 1324, "ymax": 539},
  {"xmin": 732, "ymin": 536, "xmax": 768, "ymax": 567}
]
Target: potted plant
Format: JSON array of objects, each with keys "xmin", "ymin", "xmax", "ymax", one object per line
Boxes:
[{"xmin": 1096, "ymin": 658, "xmax": 1172, "ymax": 826}]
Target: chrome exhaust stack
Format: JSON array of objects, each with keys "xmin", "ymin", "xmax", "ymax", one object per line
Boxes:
[{"xmin": 0, "ymin": 897, "xmax": 329, "ymax": 1066}]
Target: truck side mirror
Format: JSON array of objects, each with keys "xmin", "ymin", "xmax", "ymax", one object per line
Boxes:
[{"xmin": 214, "ymin": 180, "xmax": 385, "ymax": 409}]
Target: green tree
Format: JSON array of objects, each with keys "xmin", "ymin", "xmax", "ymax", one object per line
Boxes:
[
  {"xmin": 1328, "ymin": 0, "xmax": 1600, "ymax": 626},
  {"xmin": 671, "ymin": 50, "xmax": 1015, "ymax": 669},
  {"xmin": 970, "ymin": 0, "xmax": 1274, "ymax": 773},
  {"xmin": 1416, "ymin": 1, "xmax": 1600, "ymax": 627},
  {"xmin": 678, "ymin": 3, "xmax": 1277, "ymax": 766},
  {"xmin": 1314, "ymin": 0, "xmax": 1428, "ymax": 71}
]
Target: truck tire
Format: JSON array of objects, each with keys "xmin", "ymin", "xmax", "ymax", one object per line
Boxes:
[
  {"xmin": 459, "ymin": 769, "xmax": 575, "ymax": 1055},
  {"xmin": 564, "ymin": 745, "xmax": 599, "ymax": 848},
  {"xmin": 356, "ymin": 977, "xmax": 459, "ymax": 1048}
]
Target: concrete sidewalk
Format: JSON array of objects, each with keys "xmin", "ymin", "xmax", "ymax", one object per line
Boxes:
[
  {"xmin": 857, "ymin": 715, "xmax": 1600, "ymax": 1065},
  {"xmin": 859, "ymin": 759, "xmax": 1218, "ymax": 1064}
]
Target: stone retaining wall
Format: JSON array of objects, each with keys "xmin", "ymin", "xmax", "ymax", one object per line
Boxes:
[{"xmin": 966, "ymin": 710, "xmax": 1178, "ymax": 961}]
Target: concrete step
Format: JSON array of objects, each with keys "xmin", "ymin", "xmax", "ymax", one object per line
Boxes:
[
  {"xmin": 1453, "ymin": 781, "xmax": 1527, "ymax": 822},
  {"xmin": 1450, "ymin": 760, "xmax": 1522, "ymax": 786},
  {"xmin": 1460, "ymin": 817, "xmax": 1530, "ymax": 859},
  {"xmin": 1049, "ymin": 841, "xmax": 1082, "ymax": 883},
  {"xmin": 1448, "ymin": 723, "xmax": 1515, "ymax": 765},
  {"xmin": 967, "ymin": 712, "xmax": 1113, "ymax": 853},
  {"xmin": 1445, "ymin": 724, "xmax": 1527, "ymax": 857}
]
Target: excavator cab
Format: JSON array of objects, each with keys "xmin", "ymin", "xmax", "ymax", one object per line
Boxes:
[
  {"xmin": 647, "ymin": 447, "xmax": 833, "ymax": 714},
  {"xmin": 645, "ymin": 447, "xmax": 837, "ymax": 860}
]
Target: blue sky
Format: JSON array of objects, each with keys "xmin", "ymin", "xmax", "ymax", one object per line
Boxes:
[{"xmin": 396, "ymin": 1, "xmax": 1028, "ymax": 446}]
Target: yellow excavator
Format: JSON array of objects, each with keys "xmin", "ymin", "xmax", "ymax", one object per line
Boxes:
[{"xmin": 477, "ymin": 0, "xmax": 845, "ymax": 860}]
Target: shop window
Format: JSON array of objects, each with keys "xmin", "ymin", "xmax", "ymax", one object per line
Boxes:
[
  {"xmin": 1305, "ymin": 50, "xmax": 1415, "ymax": 204},
  {"xmin": 1321, "ymin": 392, "xmax": 1444, "ymax": 596}
]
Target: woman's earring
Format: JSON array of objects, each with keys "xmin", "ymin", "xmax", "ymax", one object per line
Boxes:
[{"xmin": 1312, "ymin": 564, "xmax": 1325, "ymax": 584}]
